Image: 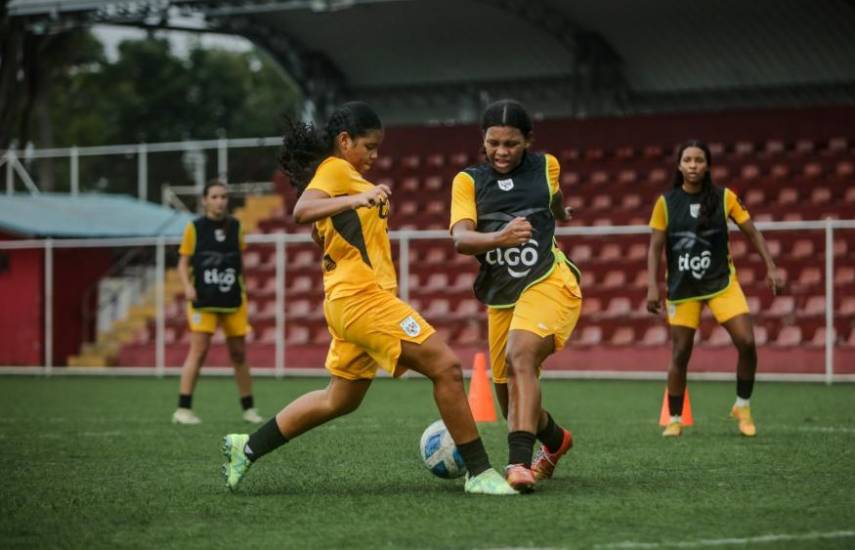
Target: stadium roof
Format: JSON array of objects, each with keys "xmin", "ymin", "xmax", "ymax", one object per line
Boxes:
[
  {"xmin": 9, "ymin": 0, "xmax": 855, "ymax": 122},
  {"xmin": 0, "ymin": 193, "xmax": 194, "ymax": 238}
]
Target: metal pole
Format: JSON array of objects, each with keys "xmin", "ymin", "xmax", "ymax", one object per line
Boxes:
[
  {"xmin": 217, "ymin": 134, "xmax": 228, "ymax": 181},
  {"xmin": 155, "ymin": 237, "xmax": 166, "ymax": 377},
  {"xmin": 138, "ymin": 143, "xmax": 148, "ymax": 201},
  {"xmin": 275, "ymin": 237, "xmax": 286, "ymax": 378},
  {"xmin": 44, "ymin": 240, "xmax": 54, "ymax": 375},
  {"xmin": 5, "ymin": 150, "xmax": 14, "ymax": 194},
  {"xmin": 824, "ymin": 218, "xmax": 834, "ymax": 385},
  {"xmin": 70, "ymin": 146, "xmax": 79, "ymax": 195},
  {"xmin": 398, "ymin": 232, "xmax": 410, "ymax": 302}
]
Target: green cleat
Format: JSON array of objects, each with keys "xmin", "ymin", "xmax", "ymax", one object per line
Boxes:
[
  {"xmin": 464, "ymin": 468, "xmax": 519, "ymax": 496},
  {"xmin": 222, "ymin": 434, "xmax": 252, "ymax": 491}
]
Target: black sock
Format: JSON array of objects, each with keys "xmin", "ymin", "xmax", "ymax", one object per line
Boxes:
[
  {"xmin": 244, "ymin": 418, "xmax": 288, "ymax": 462},
  {"xmin": 508, "ymin": 431, "xmax": 536, "ymax": 467},
  {"xmin": 178, "ymin": 394, "xmax": 192, "ymax": 409},
  {"xmin": 240, "ymin": 395, "xmax": 254, "ymax": 411},
  {"xmin": 737, "ymin": 377, "xmax": 754, "ymax": 399},
  {"xmin": 536, "ymin": 412, "xmax": 566, "ymax": 453},
  {"xmin": 668, "ymin": 393, "xmax": 684, "ymax": 417},
  {"xmin": 456, "ymin": 438, "xmax": 491, "ymax": 477}
]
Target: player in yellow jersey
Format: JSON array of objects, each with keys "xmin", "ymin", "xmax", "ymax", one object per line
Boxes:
[
  {"xmin": 173, "ymin": 180, "xmax": 263, "ymax": 426},
  {"xmin": 450, "ymin": 100, "xmax": 582, "ymax": 492},
  {"xmin": 646, "ymin": 140, "xmax": 783, "ymax": 438},
  {"xmin": 221, "ymin": 102, "xmax": 516, "ymax": 496}
]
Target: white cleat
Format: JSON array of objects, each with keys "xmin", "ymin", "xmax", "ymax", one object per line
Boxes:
[
  {"xmin": 172, "ymin": 407, "xmax": 202, "ymax": 425},
  {"xmin": 242, "ymin": 408, "xmax": 264, "ymax": 424}
]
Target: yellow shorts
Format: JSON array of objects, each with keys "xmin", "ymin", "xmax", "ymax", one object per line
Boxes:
[
  {"xmin": 323, "ymin": 288, "xmax": 436, "ymax": 381},
  {"xmin": 666, "ymin": 276, "xmax": 750, "ymax": 329},
  {"xmin": 488, "ymin": 262, "xmax": 583, "ymax": 384},
  {"xmin": 186, "ymin": 300, "xmax": 249, "ymax": 337}
]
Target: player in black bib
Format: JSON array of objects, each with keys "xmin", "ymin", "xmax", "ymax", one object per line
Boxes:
[
  {"xmin": 172, "ymin": 180, "xmax": 263, "ymax": 425},
  {"xmin": 647, "ymin": 140, "xmax": 783, "ymax": 437},
  {"xmin": 450, "ymin": 100, "xmax": 582, "ymax": 492}
]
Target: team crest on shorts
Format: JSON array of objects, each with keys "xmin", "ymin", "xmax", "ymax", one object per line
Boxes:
[
  {"xmin": 400, "ymin": 315, "xmax": 422, "ymax": 337},
  {"xmin": 497, "ymin": 178, "xmax": 514, "ymax": 191},
  {"xmin": 690, "ymin": 203, "xmax": 700, "ymax": 218}
]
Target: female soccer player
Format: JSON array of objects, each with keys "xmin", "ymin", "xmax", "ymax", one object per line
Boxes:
[
  {"xmin": 449, "ymin": 99, "xmax": 582, "ymax": 492},
  {"xmin": 647, "ymin": 140, "xmax": 783, "ymax": 438},
  {"xmin": 172, "ymin": 180, "xmax": 263, "ymax": 425},
  {"xmin": 221, "ymin": 101, "xmax": 516, "ymax": 496}
]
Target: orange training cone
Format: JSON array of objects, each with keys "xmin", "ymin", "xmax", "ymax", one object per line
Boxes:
[
  {"xmin": 658, "ymin": 387, "xmax": 694, "ymax": 426},
  {"xmin": 467, "ymin": 352, "xmax": 497, "ymax": 422}
]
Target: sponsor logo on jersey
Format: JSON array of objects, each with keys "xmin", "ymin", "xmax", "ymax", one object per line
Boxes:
[
  {"xmin": 677, "ymin": 250, "xmax": 712, "ymax": 279},
  {"xmin": 203, "ymin": 267, "xmax": 237, "ymax": 292},
  {"xmin": 485, "ymin": 239, "xmax": 539, "ymax": 278}
]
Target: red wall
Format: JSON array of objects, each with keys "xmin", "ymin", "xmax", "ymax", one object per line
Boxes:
[
  {"xmin": 0, "ymin": 231, "xmax": 112, "ymax": 366},
  {"xmin": 52, "ymin": 248, "xmax": 113, "ymax": 366},
  {"xmin": 0, "ymin": 237, "xmax": 44, "ymax": 365}
]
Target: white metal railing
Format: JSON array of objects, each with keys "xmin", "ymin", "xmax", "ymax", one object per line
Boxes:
[
  {"xmin": 1, "ymin": 219, "xmax": 853, "ymax": 382},
  {"xmin": 2, "ymin": 136, "xmax": 282, "ymax": 199}
]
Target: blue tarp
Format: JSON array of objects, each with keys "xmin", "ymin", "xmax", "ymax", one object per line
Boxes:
[{"xmin": 0, "ymin": 193, "xmax": 194, "ymax": 238}]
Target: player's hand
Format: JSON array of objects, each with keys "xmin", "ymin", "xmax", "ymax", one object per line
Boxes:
[
  {"xmin": 646, "ymin": 287, "xmax": 661, "ymax": 314},
  {"xmin": 562, "ymin": 206, "xmax": 574, "ymax": 220},
  {"xmin": 496, "ymin": 217, "xmax": 533, "ymax": 247},
  {"xmin": 352, "ymin": 184, "xmax": 391, "ymax": 209},
  {"xmin": 766, "ymin": 265, "xmax": 784, "ymax": 296},
  {"xmin": 184, "ymin": 285, "xmax": 197, "ymax": 302}
]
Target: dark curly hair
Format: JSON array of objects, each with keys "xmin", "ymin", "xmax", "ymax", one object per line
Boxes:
[
  {"xmin": 279, "ymin": 101, "xmax": 382, "ymax": 192},
  {"xmin": 672, "ymin": 139, "xmax": 718, "ymax": 231}
]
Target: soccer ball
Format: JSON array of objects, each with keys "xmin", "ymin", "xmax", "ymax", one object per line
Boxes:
[{"xmin": 419, "ymin": 419, "xmax": 466, "ymax": 479}]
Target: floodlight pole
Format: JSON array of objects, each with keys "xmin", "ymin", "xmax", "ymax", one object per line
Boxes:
[
  {"xmin": 138, "ymin": 143, "xmax": 148, "ymax": 201},
  {"xmin": 70, "ymin": 146, "xmax": 79, "ymax": 195},
  {"xmin": 4, "ymin": 150, "xmax": 14, "ymax": 194},
  {"xmin": 217, "ymin": 133, "xmax": 228, "ymax": 181}
]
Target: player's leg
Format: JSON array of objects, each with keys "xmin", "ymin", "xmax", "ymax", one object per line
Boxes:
[
  {"xmin": 663, "ymin": 299, "xmax": 700, "ymax": 436},
  {"xmin": 173, "ymin": 309, "xmax": 214, "ymax": 424},
  {"xmin": 222, "ymin": 303, "xmax": 262, "ymax": 423},
  {"xmin": 713, "ymin": 281, "xmax": 757, "ymax": 436},
  {"xmin": 507, "ymin": 263, "xmax": 581, "ymax": 486},
  {"xmin": 487, "ymin": 306, "xmax": 512, "ymax": 420},
  {"xmin": 222, "ymin": 335, "xmax": 375, "ymax": 491},
  {"xmin": 400, "ymin": 334, "xmax": 516, "ymax": 495}
]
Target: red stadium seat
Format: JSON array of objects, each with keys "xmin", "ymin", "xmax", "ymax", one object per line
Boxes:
[
  {"xmin": 576, "ymin": 325, "xmax": 603, "ymax": 346},
  {"xmin": 810, "ymin": 187, "xmax": 832, "ymax": 204},
  {"xmin": 774, "ymin": 325, "xmax": 803, "ymax": 346},
  {"xmin": 767, "ymin": 296, "xmax": 796, "ymax": 317},
  {"xmin": 609, "ymin": 327, "xmax": 635, "ymax": 346},
  {"xmin": 641, "ymin": 326, "xmax": 668, "ymax": 346},
  {"xmin": 778, "ymin": 188, "xmax": 799, "ymax": 205}
]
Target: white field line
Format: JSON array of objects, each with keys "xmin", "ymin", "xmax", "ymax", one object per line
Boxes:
[{"xmin": 596, "ymin": 530, "xmax": 855, "ymax": 549}]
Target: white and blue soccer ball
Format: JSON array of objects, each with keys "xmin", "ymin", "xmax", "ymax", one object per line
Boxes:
[{"xmin": 419, "ymin": 419, "xmax": 466, "ymax": 479}]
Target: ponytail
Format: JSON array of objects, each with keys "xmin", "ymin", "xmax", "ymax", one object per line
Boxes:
[{"xmin": 279, "ymin": 101, "xmax": 382, "ymax": 193}]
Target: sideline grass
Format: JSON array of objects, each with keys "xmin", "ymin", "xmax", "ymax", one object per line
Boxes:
[{"xmin": 2, "ymin": 377, "xmax": 854, "ymax": 549}]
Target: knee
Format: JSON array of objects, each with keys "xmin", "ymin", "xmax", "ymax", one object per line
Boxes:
[
  {"xmin": 506, "ymin": 349, "xmax": 537, "ymax": 378},
  {"xmin": 671, "ymin": 344, "xmax": 692, "ymax": 369},
  {"xmin": 435, "ymin": 356, "xmax": 464, "ymax": 386},
  {"xmin": 229, "ymin": 349, "xmax": 246, "ymax": 365},
  {"xmin": 733, "ymin": 334, "xmax": 756, "ymax": 356}
]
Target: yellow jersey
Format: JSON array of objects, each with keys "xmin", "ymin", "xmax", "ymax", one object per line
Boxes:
[{"xmin": 306, "ymin": 156, "xmax": 397, "ymax": 300}]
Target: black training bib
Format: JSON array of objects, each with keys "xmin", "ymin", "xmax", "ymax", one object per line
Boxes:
[{"xmin": 190, "ymin": 216, "xmax": 243, "ymax": 310}]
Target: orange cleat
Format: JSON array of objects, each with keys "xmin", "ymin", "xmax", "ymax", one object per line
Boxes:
[{"xmin": 531, "ymin": 429, "xmax": 574, "ymax": 481}]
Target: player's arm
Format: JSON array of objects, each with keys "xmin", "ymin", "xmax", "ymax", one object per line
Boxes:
[
  {"xmin": 736, "ymin": 219, "xmax": 783, "ymax": 295},
  {"xmin": 177, "ymin": 254, "xmax": 196, "ymax": 302},
  {"xmin": 549, "ymin": 190, "xmax": 573, "ymax": 222},
  {"xmin": 451, "ymin": 218, "xmax": 533, "ymax": 256},
  {"xmin": 646, "ymin": 229, "xmax": 666, "ymax": 314},
  {"xmin": 292, "ymin": 186, "xmax": 391, "ymax": 224}
]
